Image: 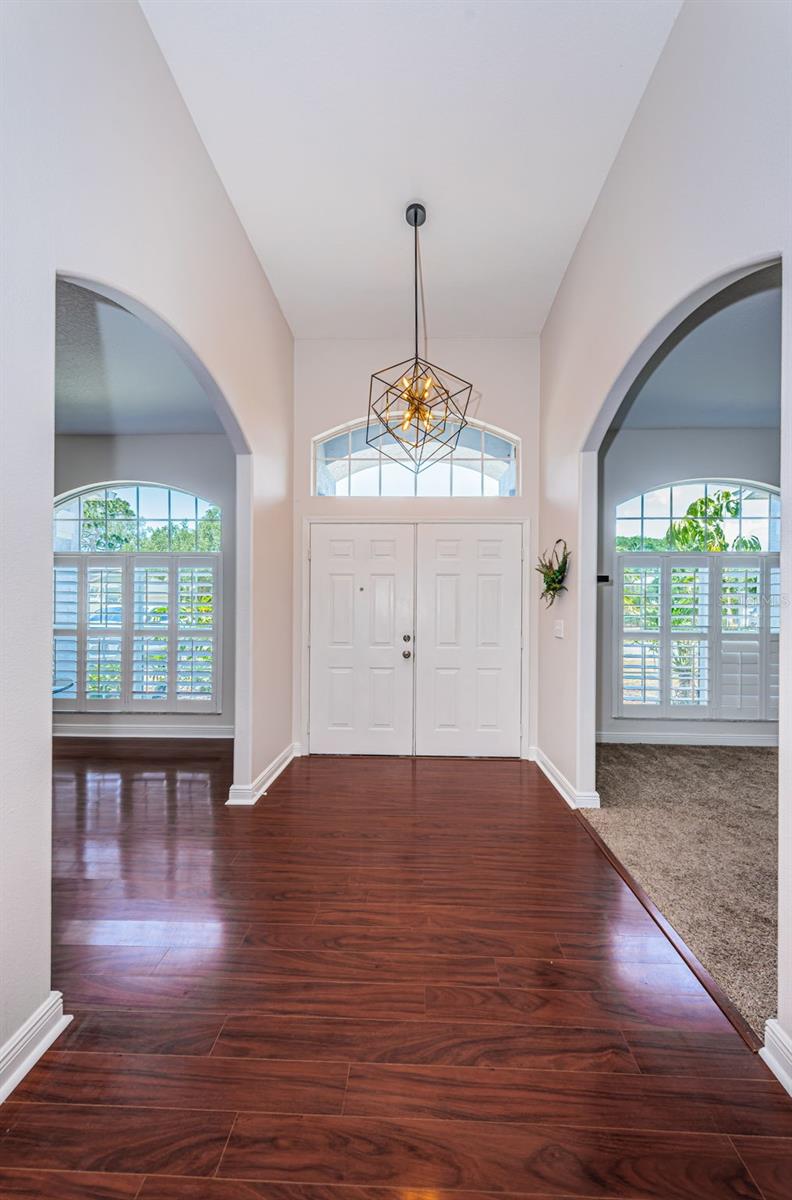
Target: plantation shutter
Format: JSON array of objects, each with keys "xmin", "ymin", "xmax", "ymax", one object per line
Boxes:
[
  {"xmin": 767, "ymin": 565, "xmax": 781, "ymax": 720},
  {"xmin": 52, "ymin": 565, "xmax": 80, "ymax": 700},
  {"xmin": 619, "ymin": 559, "xmax": 662, "ymax": 711},
  {"xmin": 615, "ymin": 552, "xmax": 778, "ymax": 721},
  {"xmin": 668, "ymin": 563, "xmax": 710, "ymax": 710},
  {"xmin": 53, "ymin": 554, "xmax": 220, "ymax": 713},
  {"xmin": 176, "ymin": 559, "xmax": 218, "ymax": 704},
  {"xmin": 717, "ymin": 561, "xmax": 762, "ymax": 719}
]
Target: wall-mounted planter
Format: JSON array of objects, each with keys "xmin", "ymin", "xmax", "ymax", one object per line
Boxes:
[{"xmin": 537, "ymin": 539, "xmax": 570, "ymax": 607}]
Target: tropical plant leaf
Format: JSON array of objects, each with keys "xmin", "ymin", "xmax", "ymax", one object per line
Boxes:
[{"xmin": 536, "ymin": 539, "xmax": 570, "ymax": 607}]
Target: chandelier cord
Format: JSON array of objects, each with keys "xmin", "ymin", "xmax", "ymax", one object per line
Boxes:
[
  {"xmin": 366, "ymin": 201, "xmax": 472, "ymax": 469},
  {"xmin": 413, "ymin": 218, "xmax": 419, "ymax": 362}
]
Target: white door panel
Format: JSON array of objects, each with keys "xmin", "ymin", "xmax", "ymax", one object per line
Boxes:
[
  {"xmin": 415, "ymin": 524, "xmax": 522, "ymax": 756},
  {"xmin": 309, "ymin": 524, "xmax": 414, "ymax": 754}
]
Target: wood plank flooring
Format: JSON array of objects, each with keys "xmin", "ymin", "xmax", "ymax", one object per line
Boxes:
[{"xmin": 0, "ymin": 743, "xmax": 789, "ymax": 1198}]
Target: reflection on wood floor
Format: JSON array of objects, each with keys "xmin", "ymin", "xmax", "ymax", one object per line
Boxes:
[{"xmin": 0, "ymin": 741, "xmax": 790, "ymax": 1198}]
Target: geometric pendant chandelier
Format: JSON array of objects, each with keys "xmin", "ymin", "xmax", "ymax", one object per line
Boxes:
[{"xmin": 366, "ymin": 202, "xmax": 473, "ymax": 471}]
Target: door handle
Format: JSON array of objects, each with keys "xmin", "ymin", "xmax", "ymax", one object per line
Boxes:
[{"xmin": 402, "ymin": 649, "xmax": 412, "ymax": 659}]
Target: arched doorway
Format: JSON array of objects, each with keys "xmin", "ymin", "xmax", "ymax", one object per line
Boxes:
[
  {"xmin": 54, "ymin": 276, "xmax": 254, "ymax": 795},
  {"xmin": 576, "ymin": 262, "xmax": 782, "ymax": 1046},
  {"xmin": 576, "ymin": 260, "xmax": 781, "ymax": 798}
]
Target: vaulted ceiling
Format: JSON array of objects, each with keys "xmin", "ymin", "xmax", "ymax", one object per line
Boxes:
[{"xmin": 141, "ymin": 0, "xmax": 682, "ymax": 340}]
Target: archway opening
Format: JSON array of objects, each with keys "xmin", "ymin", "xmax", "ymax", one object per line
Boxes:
[
  {"xmin": 581, "ymin": 264, "xmax": 781, "ymax": 1041},
  {"xmin": 50, "ymin": 280, "xmax": 254, "ymax": 1000}
]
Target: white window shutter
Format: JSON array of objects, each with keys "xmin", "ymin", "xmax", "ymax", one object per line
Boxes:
[
  {"xmin": 766, "ymin": 563, "xmax": 781, "ymax": 720},
  {"xmin": 717, "ymin": 562, "xmax": 762, "ymax": 719},
  {"xmin": 614, "ymin": 551, "xmax": 778, "ymax": 722},
  {"xmin": 53, "ymin": 552, "xmax": 221, "ymax": 714}
]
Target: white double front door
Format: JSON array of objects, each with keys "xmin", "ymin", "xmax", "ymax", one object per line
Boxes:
[{"xmin": 309, "ymin": 523, "xmax": 522, "ymax": 756}]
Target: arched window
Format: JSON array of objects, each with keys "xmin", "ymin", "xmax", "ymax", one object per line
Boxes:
[
  {"xmin": 612, "ymin": 479, "xmax": 779, "ymax": 721},
  {"xmin": 314, "ymin": 421, "xmax": 518, "ymax": 497},
  {"xmin": 52, "ymin": 483, "xmax": 221, "ymax": 712},
  {"xmin": 615, "ymin": 480, "xmax": 779, "ymax": 552},
  {"xmin": 54, "ymin": 482, "xmax": 221, "ymax": 552}
]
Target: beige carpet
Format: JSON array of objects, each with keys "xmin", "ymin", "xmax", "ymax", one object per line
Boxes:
[{"xmin": 586, "ymin": 744, "xmax": 777, "ymax": 1037}]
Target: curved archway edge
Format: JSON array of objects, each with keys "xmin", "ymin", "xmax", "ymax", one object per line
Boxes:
[
  {"xmin": 575, "ymin": 256, "xmax": 782, "ymax": 798},
  {"xmin": 58, "ymin": 273, "xmax": 252, "ymax": 455},
  {"xmin": 55, "ymin": 272, "xmax": 254, "ymax": 789}
]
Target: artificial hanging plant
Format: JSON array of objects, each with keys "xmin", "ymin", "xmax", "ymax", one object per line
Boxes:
[{"xmin": 536, "ymin": 539, "xmax": 570, "ymax": 607}]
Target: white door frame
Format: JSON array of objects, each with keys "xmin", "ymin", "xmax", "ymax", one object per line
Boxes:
[{"xmin": 299, "ymin": 516, "xmax": 531, "ymax": 757}]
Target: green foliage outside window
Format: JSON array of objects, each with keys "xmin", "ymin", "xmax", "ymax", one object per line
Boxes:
[
  {"xmin": 78, "ymin": 498, "xmax": 221, "ymax": 552},
  {"xmin": 616, "ymin": 489, "xmax": 762, "ymax": 553}
]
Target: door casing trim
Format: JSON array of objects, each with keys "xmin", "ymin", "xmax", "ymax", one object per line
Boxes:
[{"xmin": 299, "ymin": 517, "xmax": 531, "ymax": 757}]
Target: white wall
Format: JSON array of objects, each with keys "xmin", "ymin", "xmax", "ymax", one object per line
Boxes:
[
  {"xmin": 598, "ymin": 427, "xmax": 780, "ymax": 743},
  {"xmin": 0, "ymin": 0, "xmax": 292, "ymax": 1073},
  {"xmin": 53, "ymin": 434, "xmax": 236, "ymax": 737},
  {"xmin": 537, "ymin": 0, "xmax": 792, "ymax": 1078},
  {"xmin": 293, "ymin": 337, "xmax": 539, "ymax": 751}
]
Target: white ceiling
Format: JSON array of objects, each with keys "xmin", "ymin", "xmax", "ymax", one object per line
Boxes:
[
  {"xmin": 55, "ymin": 281, "xmax": 223, "ymax": 434},
  {"xmin": 141, "ymin": 0, "xmax": 681, "ymax": 340},
  {"xmin": 623, "ymin": 286, "xmax": 781, "ymax": 429}
]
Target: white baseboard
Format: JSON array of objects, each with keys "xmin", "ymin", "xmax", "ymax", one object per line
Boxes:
[
  {"xmin": 54, "ymin": 722, "xmax": 234, "ymax": 739},
  {"xmin": 227, "ymin": 742, "xmax": 296, "ymax": 805},
  {"xmin": 597, "ymin": 729, "xmax": 778, "ymax": 747},
  {"xmin": 761, "ymin": 1018, "xmax": 792, "ymax": 1096},
  {"xmin": 0, "ymin": 992, "xmax": 71, "ymax": 1104},
  {"xmin": 292, "ymin": 742, "xmax": 307, "ymax": 757},
  {"xmin": 527, "ymin": 746, "xmax": 600, "ymax": 809}
]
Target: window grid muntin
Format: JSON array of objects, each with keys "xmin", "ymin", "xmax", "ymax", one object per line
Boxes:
[
  {"xmin": 314, "ymin": 423, "xmax": 519, "ymax": 498},
  {"xmin": 615, "ymin": 481, "xmax": 778, "ymax": 553},
  {"xmin": 54, "ymin": 484, "xmax": 222, "ymax": 553}
]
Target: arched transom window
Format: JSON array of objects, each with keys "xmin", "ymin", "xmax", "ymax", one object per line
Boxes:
[
  {"xmin": 616, "ymin": 480, "xmax": 779, "ymax": 552},
  {"xmin": 612, "ymin": 479, "xmax": 780, "ymax": 722},
  {"xmin": 52, "ymin": 483, "xmax": 221, "ymax": 712},
  {"xmin": 54, "ymin": 483, "xmax": 221, "ymax": 552},
  {"xmin": 314, "ymin": 422, "xmax": 518, "ymax": 497}
]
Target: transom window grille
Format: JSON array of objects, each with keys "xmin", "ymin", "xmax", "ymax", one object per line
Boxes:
[
  {"xmin": 615, "ymin": 481, "xmax": 779, "ymax": 552},
  {"xmin": 314, "ymin": 422, "xmax": 518, "ymax": 498},
  {"xmin": 615, "ymin": 553, "xmax": 779, "ymax": 721},
  {"xmin": 52, "ymin": 484, "xmax": 221, "ymax": 712}
]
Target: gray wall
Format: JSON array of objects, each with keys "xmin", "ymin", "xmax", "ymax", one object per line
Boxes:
[
  {"xmin": 597, "ymin": 427, "xmax": 780, "ymax": 743},
  {"xmin": 54, "ymin": 434, "xmax": 235, "ymax": 736}
]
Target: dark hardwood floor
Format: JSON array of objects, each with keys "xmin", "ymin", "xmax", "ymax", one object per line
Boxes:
[{"xmin": 0, "ymin": 742, "xmax": 789, "ymax": 1198}]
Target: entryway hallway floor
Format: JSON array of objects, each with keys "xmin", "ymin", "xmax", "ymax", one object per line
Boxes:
[{"xmin": 1, "ymin": 747, "xmax": 791, "ymax": 1198}]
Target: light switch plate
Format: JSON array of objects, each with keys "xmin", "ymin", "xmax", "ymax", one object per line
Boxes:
[{"xmin": 553, "ymin": 619, "xmax": 564, "ymax": 639}]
